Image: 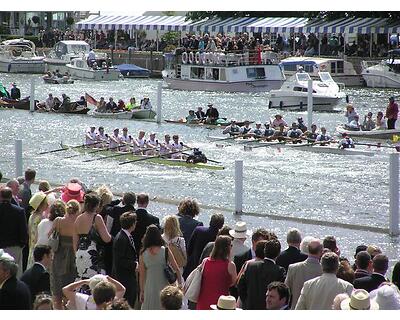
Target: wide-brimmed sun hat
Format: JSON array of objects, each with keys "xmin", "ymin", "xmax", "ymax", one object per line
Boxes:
[
  {"xmin": 229, "ymin": 221, "xmax": 251, "ymax": 239},
  {"xmin": 341, "ymin": 289, "xmax": 379, "ymax": 310},
  {"xmin": 370, "ymin": 284, "xmax": 400, "ymax": 310},
  {"xmin": 29, "ymin": 191, "xmax": 47, "ymax": 211},
  {"xmin": 61, "ymin": 183, "xmax": 85, "ymax": 203},
  {"xmin": 210, "ymin": 295, "xmax": 241, "ymax": 310}
]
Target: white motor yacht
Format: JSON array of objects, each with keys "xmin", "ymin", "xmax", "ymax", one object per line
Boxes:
[
  {"xmin": 44, "ymin": 40, "xmax": 90, "ymax": 74},
  {"xmin": 0, "ymin": 38, "xmax": 45, "ymax": 73},
  {"xmin": 268, "ymin": 71, "xmax": 346, "ymax": 112},
  {"xmin": 361, "ymin": 49, "xmax": 400, "ymax": 88}
]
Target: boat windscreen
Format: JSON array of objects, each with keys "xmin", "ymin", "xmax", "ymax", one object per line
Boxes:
[{"xmin": 296, "ymin": 73, "xmax": 311, "ymax": 81}]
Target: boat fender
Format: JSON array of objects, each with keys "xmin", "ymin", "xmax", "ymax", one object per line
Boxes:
[
  {"xmin": 268, "ymin": 100, "xmax": 272, "ymax": 108},
  {"xmin": 213, "ymin": 53, "xmax": 220, "ymax": 64},
  {"xmin": 188, "ymin": 52, "xmax": 194, "ymax": 64},
  {"xmin": 346, "ymin": 95, "xmax": 350, "ymax": 103},
  {"xmin": 299, "ymin": 101, "xmax": 304, "ymax": 110},
  {"xmin": 279, "ymin": 101, "xmax": 284, "ymax": 109},
  {"xmin": 182, "ymin": 52, "xmax": 188, "ymax": 64},
  {"xmin": 195, "ymin": 52, "xmax": 200, "ymax": 64},
  {"xmin": 200, "ymin": 52, "xmax": 206, "ymax": 65}
]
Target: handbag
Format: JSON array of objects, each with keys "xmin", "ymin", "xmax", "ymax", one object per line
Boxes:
[
  {"xmin": 183, "ymin": 258, "xmax": 207, "ymax": 303},
  {"xmin": 168, "ymin": 238, "xmax": 187, "ymax": 268},
  {"xmin": 163, "ymin": 246, "xmax": 177, "ymax": 284},
  {"xmin": 48, "ymin": 229, "xmax": 59, "ymax": 252}
]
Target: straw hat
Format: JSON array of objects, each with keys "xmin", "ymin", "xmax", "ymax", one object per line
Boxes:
[
  {"xmin": 210, "ymin": 295, "xmax": 241, "ymax": 310},
  {"xmin": 229, "ymin": 221, "xmax": 250, "ymax": 239},
  {"xmin": 341, "ymin": 289, "xmax": 379, "ymax": 310},
  {"xmin": 370, "ymin": 284, "xmax": 400, "ymax": 310},
  {"xmin": 61, "ymin": 183, "xmax": 85, "ymax": 203},
  {"xmin": 29, "ymin": 191, "xmax": 47, "ymax": 211}
]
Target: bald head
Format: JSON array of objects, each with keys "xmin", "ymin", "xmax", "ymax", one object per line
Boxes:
[
  {"xmin": 6, "ymin": 179, "xmax": 19, "ymax": 196},
  {"xmin": 308, "ymin": 238, "xmax": 323, "ymax": 258}
]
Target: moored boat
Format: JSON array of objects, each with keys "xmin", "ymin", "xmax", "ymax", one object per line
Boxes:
[
  {"xmin": 0, "ymin": 98, "xmax": 89, "ymax": 114},
  {"xmin": 116, "ymin": 64, "xmax": 150, "ymax": 78},
  {"xmin": 0, "ymin": 96, "xmax": 31, "ymax": 109},
  {"xmin": 43, "ymin": 75, "xmax": 74, "ymax": 84},
  {"xmin": 165, "ymin": 119, "xmax": 253, "ymax": 129},
  {"xmin": 335, "ymin": 125, "xmax": 400, "ymax": 140},
  {"xmin": 131, "ymin": 109, "xmax": 156, "ymax": 119},
  {"xmin": 90, "ymin": 109, "xmax": 156, "ymax": 120}
]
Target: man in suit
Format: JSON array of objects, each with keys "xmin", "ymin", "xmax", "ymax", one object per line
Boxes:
[
  {"xmin": 0, "ymin": 253, "xmax": 31, "ymax": 309},
  {"xmin": 183, "ymin": 213, "xmax": 224, "ymax": 279},
  {"xmin": 0, "ymin": 187, "xmax": 28, "ymax": 278},
  {"xmin": 295, "ymin": 252, "xmax": 353, "ymax": 310},
  {"xmin": 266, "ymin": 281, "xmax": 290, "ymax": 310},
  {"xmin": 354, "ymin": 254, "xmax": 388, "ymax": 292},
  {"xmin": 106, "ymin": 192, "xmax": 136, "ymax": 237},
  {"xmin": 276, "ymin": 228, "xmax": 307, "ymax": 272},
  {"xmin": 284, "ymin": 237, "xmax": 323, "ymax": 309},
  {"xmin": 354, "ymin": 251, "xmax": 372, "ymax": 280},
  {"xmin": 133, "ymin": 193, "xmax": 160, "ymax": 254},
  {"xmin": 6, "ymin": 179, "xmax": 21, "ymax": 207},
  {"xmin": 323, "ymin": 235, "xmax": 341, "ymax": 256},
  {"xmin": 238, "ymin": 239, "xmax": 286, "ymax": 310},
  {"xmin": 20, "ymin": 245, "xmax": 51, "ymax": 302},
  {"xmin": 112, "ymin": 211, "xmax": 138, "ymax": 308}
]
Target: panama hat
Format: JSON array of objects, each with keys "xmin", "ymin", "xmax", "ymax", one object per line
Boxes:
[
  {"xmin": 61, "ymin": 183, "xmax": 85, "ymax": 203},
  {"xmin": 370, "ymin": 284, "xmax": 400, "ymax": 310},
  {"xmin": 341, "ymin": 289, "xmax": 379, "ymax": 310},
  {"xmin": 210, "ymin": 295, "xmax": 241, "ymax": 310},
  {"xmin": 229, "ymin": 221, "xmax": 250, "ymax": 239},
  {"xmin": 29, "ymin": 191, "xmax": 47, "ymax": 211}
]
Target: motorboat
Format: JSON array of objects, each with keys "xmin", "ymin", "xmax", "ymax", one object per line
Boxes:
[
  {"xmin": 336, "ymin": 124, "xmax": 400, "ymax": 140},
  {"xmin": 361, "ymin": 49, "xmax": 400, "ymax": 88},
  {"xmin": 66, "ymin": 53, "xmax": 121, "ymax": 81},
  {"xmin": 280, "ymin": 56, "xmax": 362, "ymax": 87},
  {"xmin": 268, "ymin": 71, "xmax": 346, "ymax": 112},
  {"xmin": 162, "ymin": 50, "xmax": 285, "ymax": 92},
  {"xmin": 116, "ymin": 64, "xmax": 150, "ymax": 78},
  {"xmin": 44, "ymin": 40, "xmax": 90, "ymax": 74},
  {"xmin": 0, "ymin": 39, "xmax": 45, "ymax": 73}
]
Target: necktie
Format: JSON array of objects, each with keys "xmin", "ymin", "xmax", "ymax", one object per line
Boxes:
[{"xmin": 128, "ymin": 234, "xmax": 135, "ymax": 250}]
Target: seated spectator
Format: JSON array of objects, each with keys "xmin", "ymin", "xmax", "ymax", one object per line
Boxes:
[{"xmin": 160, "ymin": 285, "xmax": 184, "ymax": 310}]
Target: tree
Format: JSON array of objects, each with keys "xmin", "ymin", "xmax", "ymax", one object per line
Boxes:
[{"xmin": 32, "ymin": 16, "xmax": 40, "ymax": 25}]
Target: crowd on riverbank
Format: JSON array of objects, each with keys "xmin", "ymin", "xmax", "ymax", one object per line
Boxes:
[{"xmin": 0, "ymin": 168, "xmax": 400, "ymax": 310}]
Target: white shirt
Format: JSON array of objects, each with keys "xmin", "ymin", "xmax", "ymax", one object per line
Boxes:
[
  {"xmin": 36, "ymin": 219, "xmax": 53, "ymax": 246},
  {"xmin": 171, "ymin": 142, "xmax": 183, "ymax": 159},
  {"xmin": 120, "ymin": 134, "xmax": 131, "ymax": 151},
  {"xmin": 109, "ymin": 134, "xmax": 121, "ymax": 150},
  {"xmin": 86, "ymin": 130, "xmax": 97, "ymax": 145},
  {"xmin": 74, "ymin": 293, "xmax": 96, "ymax": 310}
]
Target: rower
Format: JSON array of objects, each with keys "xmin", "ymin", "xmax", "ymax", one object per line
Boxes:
[
  {"xmin": 159, "ymin": 134, "xmax": 173, "ymax": 156},
  {"xmin": 222, "ymin": 119, "xmax": 241, "ymax": 136},
  {"xmin": 264, "ymin": 123, "xmax": 275, "ymax": 139},
  {"xmin": 85, "ymin": 126, "xmax": 97, "ymax": 147},
  {"xmin": 171, "ymin": 134, "xmax": 184, "ymax": 159},
  {"xmin": 240, "ymin": 120, "xmax": 252, "ymax": 136},
  {"xmin": 316, "ymin": 127, "xmax": 332, "ymax": 146},
  {"xmin": 132, "ymin": 130, "xmax": 147, "ymax": 154},
  {"xmin": 303, "ymin": 124, "xmax": 318, "ymax": 143},
  {"xmin": 146, "ymin": 132, "xmax": 159, "ymax": 155},
  {"xmin": 120, "ymin": 127, "xmax": 131, "ymax": 152},
  {"xmin": 109, "ymin": 128, "xmax": 122, "ymax": 151},
  {"xmin": 338, "ymin": 133, "xmax": 355, "ymax": 149},
  {"xmin": 249, "ymin": 122, "xmax": 264, "ymax": 137},
  {"xmin": 287, "ymin": 122, "xmax": 303, "ymax": 144},
  {"xmin": 272, "ymin": 123, "xmax": 287, "ymax": 141},
  {"xmin": 186, "ymin": 110, "xmax": 199, "ymax": 124},
  {"xmin": 96, "ymin": 126, "xmax": 108, "ymax": 148},
  {"xmin": 271, "ymin": 114, "xmax": 288, "ymax": 129}
]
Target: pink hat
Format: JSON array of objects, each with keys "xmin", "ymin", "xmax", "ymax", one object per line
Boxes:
[{"xmin": 61, "ymin": 183, "xmax": 85, "ymax": 203}]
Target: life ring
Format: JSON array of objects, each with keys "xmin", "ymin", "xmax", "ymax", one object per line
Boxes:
[
  {"xmin": 181, "ymin": 52, "xmax": 188, "ymax": 64},
  {"xmin": 195, "ymin": 52, "xmax": 200, "ymax": 64},
  {"xmin": 200, "ymin": 52, "xmax": 206, "ymax": 65},
  {"xmin": 188, "ymin": 52, "xmax": 194, "ymax": 64}
]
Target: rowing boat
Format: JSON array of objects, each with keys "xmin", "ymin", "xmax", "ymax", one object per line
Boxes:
[
  {"xmin": 335, "ymin": 125, "xmax": 400, "ymax": 140},
  {"xmin": 61, "ymin": 144, "xmax": 224, "ymax": 170},
  {"xmin": 165, "ymin": 119, "xmax": 253, "ymax": 129},
  {"xmin": 90, "ymin": 109, "xmax": 157, "ymax": 120}
]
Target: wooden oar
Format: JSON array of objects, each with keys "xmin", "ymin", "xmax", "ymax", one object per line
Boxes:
[
  {"xmin": 119, "ymin": 147, "xmax": 193, "ymax": 165},
  {"xmin": 354, "ymin": 142, "xmax": 400, "ymax": 151},
  {"xmin": 39, "ymin": 141, "xmax": 103, "ymax": 155},
  {"xmin": 244, "ymin": 140, "xmax": 287, "ymax": 151},
  {"xmin": 208, "ymin": 134, "xmax": 246, "ymax": 142},
  {"xmin": 82, "ymin": 146, "xmax": 158, "ymax": 163}
]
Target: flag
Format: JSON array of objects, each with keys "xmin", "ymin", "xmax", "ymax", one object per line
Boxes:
[
  {"xmin": 85, "ymin": 92, "xmax": 97, "ymax": 106},
  {"xmin": 392, "ymin": 135, "xmax": 400, "ymax": 143}
]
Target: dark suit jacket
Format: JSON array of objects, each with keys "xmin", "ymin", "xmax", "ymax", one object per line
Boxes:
[
  {"xmin": 276, "ymin": 246, "xmax": 307, "ymax": 272},
  {"xmin": 183, "ymin": 225, "xmax": 219, "ymax": 279},
  {"xmin": 0, "ymin": 202, "xmax": 28, "ymax": 248},
  {"xmin": 177, "ymin": 214, "xmax": 203, "ymax": 249},
  {"xmin": 20, "ymin": 263, "xmax": 50, "ymax": 300},
  {"xmin": 106, "ymin": 202, "xmax": 136, "ymax": 237},
  {"xmin": 234, "ymin": 249, "xmax": 253, "ymax": 274},
  {"xmin": 353, "ymin": 273, "xmax": 387, "ymax": 292},
  {"xmin": 133, "ymin": 208, "xmax": 160, "ymax": 253},
  {"xmin": 0, "ymin": 276, "xmax": 31, "ymax": 310},
  {"xmin": 354, "ymin": 269, "xmax": 371, "ymax": 280},
  {"xmin": 238, "ymin": 259, "xmax": 286, "ymax": 310}
]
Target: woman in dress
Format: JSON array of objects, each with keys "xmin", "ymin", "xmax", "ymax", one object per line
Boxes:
[
  {"xmin": 73, "ymin": 192, "xmax": 112, "ymax": 280},
  {"xmin": 50, "ymin": 199, "xmax": 80, "ymax": 309},
  {"xmin": 196, "ymin": 235, "xmax": 237, "ymax": 310},
  {"xmin": 139, "ymin": 224, "xmax": 182, "ymax": 310},
  {"xmin": 37, "ymin": 200, "xmax": 65, "ymax": 246}
]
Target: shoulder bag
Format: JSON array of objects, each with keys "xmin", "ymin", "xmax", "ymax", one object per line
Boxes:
[
  {"xmin": 48, "ymin": 218, "xmax": 60, "ymax": 252},
  {"xmin": 183, "ymin": 258, "xmax": 207, "ymax": 303},
  {"xmin": 168, "ymin": 238, "xmax": 187, "ymax": 268},
  {"xmin": 163, "ymin": 246, "xmax": 177, "ymax": 284}
]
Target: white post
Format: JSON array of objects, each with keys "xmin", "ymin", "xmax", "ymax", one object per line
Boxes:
[
  {"xmin": 235, "ymin": 160, "xmax": 243, "ymax": 214},
  {"xmin": 29, "ymin": 78, "xmax": 35, "ymax": 112},
  {"xmin": 15, "ymin": 139, "xmax": 23, "ymax": 178},
  {"xmin": 307, "ymin": 79, "xmax": 313, "ymax": 129},
  {"xmin": 156, "ymin": 81, "xmax": 162, "ymax": 124},
  {"xmin": 389, "ymin": 153, "xmax": 400, "ymax": 236}
]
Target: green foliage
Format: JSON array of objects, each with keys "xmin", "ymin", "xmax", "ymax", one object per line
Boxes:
[
  {"xmin": 66, "ymin": 16, "xmax": 74, "ymax": 26},
  {"xmin": 161, "ymin": 31, "xmax": 180, "ymax": 43},
  {"xmin": 32, "ymin": 16, "xmax": 40, "ymax": 24}
]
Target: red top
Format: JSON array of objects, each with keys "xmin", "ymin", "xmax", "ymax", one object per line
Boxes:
[
  {"xmin": 196, "ymin": 258, "xmax": 231, "ymax": 310},
  {"xmin": 386, "ymin": 102, "xmax": 399, "ymax": 120}
]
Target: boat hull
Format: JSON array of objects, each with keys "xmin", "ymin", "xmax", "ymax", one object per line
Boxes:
[
  {"xmin": 268, "ymin": 94, "xmax": 343, "ymax": 112},
  {"xmin": 91, "ymin": 111, "xmax": 134, "ymax": 119},
  {"xmin": 131, "ymin": 109, "xmax": 156, "ymax": 119},
  {"xmin": 67, "ymin": 65, "xmax": 121, "ymax": 81},
  {"xmin": 0, "ymin": 59, "xmax": 45, "ymax": 73},
  {"xmin": 336, "ymin": 125, "xmax": 400, "ymax": 140},
  {"xmin": 361, "ymin": 72, "xmax": 400, "ymax": 88}
]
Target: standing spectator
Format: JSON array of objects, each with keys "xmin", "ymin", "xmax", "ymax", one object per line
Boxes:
[
  {"xmin": 10, "ymin": 82, "xmax": 21, "ymax": 100},
  {"xmin": 5, "ymin": 179, "xmax": 21, "ymax": 206},
  {"xmin": 0, "ymin": 187, "xmax": 28, "ymax": 278},
  {"xmin": 177, "ymin": 198, "xmax": 203, "ymax": 248},
  {"xmin": 265, "ymin": 282, "xmax": 290, "ymax": 310},
  {"xmin": 200, "ymin": 226, "xmax": 232, "ymax": 262},
  {"xmin": 20, "ymin": 245, "xmax": 52, "ymax": 302},
  {"xmin": 276, "ymin": 228, "xmax": 307, "ymax": 272},
  {"xmin": 106, "ymin": 191, "xmax": 136, "ymax": 237},
  {"xmin": 238, "ymin": 239, "xmax": 286, "ymax": 310},
  {"xmin": 229, "ymin": 221, "xmax": 250, "ymax": 258},
  {"xmin": 323, "ymin": 235, "xmax": 341, "ymax": 256},
  {"xmin": 50, "ymin": 199, "xmax": 79, "ymax": 309},
  {"xmin": 112, "ymin": 211, "xmax": 138, "ymax": 308},
  {"xmin": 354, "ymin": 254, "xmax": 389, "ymax": 292},
  {"xmin": 196, "ymin": 235, "xmax": 237, "ymax": 310},
  {"xmin": 392, "ymin": 261, "xmax": 400, "ymax": 290},
  {"xmin": 354, "ymin": 251, "xmax": 372, "ymax": 279},
  {"xmin": 37, "ymin": 200, "xmax": 65, "ymax": 246},
  {"xmin": 295, "ymin": 252, "xmax": 353, "ymax": 310},
  {"xmin": 160, "ymin": 285, "xmax": 183, "ymax": 310},
  {"xmin": 386, "ymin": 97, "xmax": 398, "ymax": 129}
]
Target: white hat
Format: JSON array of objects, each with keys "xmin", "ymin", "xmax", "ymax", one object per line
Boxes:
[
  {"xmin": 341, "ymin": 289, "xmax": 379, "ymax": 310},
  {"xmin": 0, "ymin": 249, "xmax": 15, "ymax": 261},
  {"xmin": 229, "ymin": 221, "xmax": 250, "ymax": 239},
  {"xmin": 210, "ymin": 295, "xmax": 241, "ymax": 310},
  {"xmin": 371, "ymin": 284, "xmax": 400, "ymax": 310}
]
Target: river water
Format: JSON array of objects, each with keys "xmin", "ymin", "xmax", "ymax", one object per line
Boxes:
[{"xmin": 1, "ymin": 73, "xmax": 400, "ymax": 267}]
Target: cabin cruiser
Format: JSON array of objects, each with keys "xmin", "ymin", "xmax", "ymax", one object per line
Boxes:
[
  {"xmin": 44, "ymin": 40, "xmax": 90, "ymax": 74},
  {"xmin": 66, "ymin": 52, "xmax": 121, "ymax": 81},
  {"xmin": 162, "ymin": 50, "xmax": 286, "ymax": 92},
  {"xmin": 0, "ymin": 38, "xmax": 45, "ymax": 73},
  {"xmin": 281, "ymin": 56, "xmax": 362, "ymax": 87},
  {"xmin": 361, "ymin": 49, "xmax": 400, "ymax": 88},
  {"xmin": 268, "ymin": 70, "xmax": 346, "ymax": 112}
]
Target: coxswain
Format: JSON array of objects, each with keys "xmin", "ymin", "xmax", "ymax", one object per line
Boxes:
[
  {"xmin": 222, "ymin": 119, "xmax": 241, "ymax": 136},
  {"xmin": 287, "ymin": 122, "xmax": 303, "ymax": 143},
  {"xmin": 120, "ymin": 127, "xmax": 131, "ymax": 152},
  {"xmin": 240, "ymin": 120, "xmax": 252, "ymax": 136},
  {"xmin": 10, "ymin": 82, "xmax": 21, "ymax": 100},
  {"xmin": 85, "ymin": 126, "xmax": 97, "ymax": 147},
  {"xmin": 338, "ymin": 133, "xmax": 355, "ymax": 149},
  {"xmin": 140, "ymin": 96, "xmax": 152, "ymax": 110},
  {"xmin": 303, "ymin": 124, "xmax": 318, "ymax": 143},
  {"xmin": 186, "ymin": 148, "xmax": 207, "ymax": 164},
  {"xmin": 195, "ymin": 107, "xmax": 206, "ymax": 122},
  {"xmin": 96, "ymin": 126, "xmax": 108, "ymax": 148},
  {"xmin": 109, "ymin": 128, "xmax": 121, "ymax": 151},
  {"xmin": 146, "ymin": 132, "xmax": 159, "ymax": 155},
  {"xmin": 205, "ymin": 103, "xmax": 219, "ymax": 124},
  {"xmin": 249, "ymin": 122, "xmax": 264, "ymax": 137},
  {"xmin": 316, "ymin": 127, "xmax": 332, "ymax": 146},
  {"xmin": 171, "ymin": 135, "xmax": 184, "ymax": 159},
  {"xmin": 271, "ymin": 114, "xmax": 288, "ymax": 129},
  {"xmin": 132, "ymin": 130, "xmax": 147, "ymax": 154}
]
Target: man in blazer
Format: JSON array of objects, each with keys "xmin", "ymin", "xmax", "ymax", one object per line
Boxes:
[
  {"xmin": 133, "ymin": 193, "xmax": 160, "ymax": 254},
  {"xmin": 238, "ymin": 239, "xmax": 286, "ymax": 310},
  {"xmin": 353, "ymin": 254, "xmax": 389, "ymax": 292},
  {"xmin": 354, "ymin": 251, "xmax": 372, "ymax": 280},
  {"xmin": 112, "ymin": 211, "xmax": 138, "ymax": 308},
  {"xmin": 106, "ymin": 192, "xmax": 136, "ymax": 237},
  {"xmin": 276, "ymin": 228, "xmax": 307, "ymax": 272},
  {"xmin": 284, "ymin": 238, "xmax": 323, "ymax": 309},
  {"xmin": 20, "ymin": 245, "xmax": 51, "ymax": 301},
  {"xmin": 295, "ymin": 252, "xmax": 353, "ymax": 310}
]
